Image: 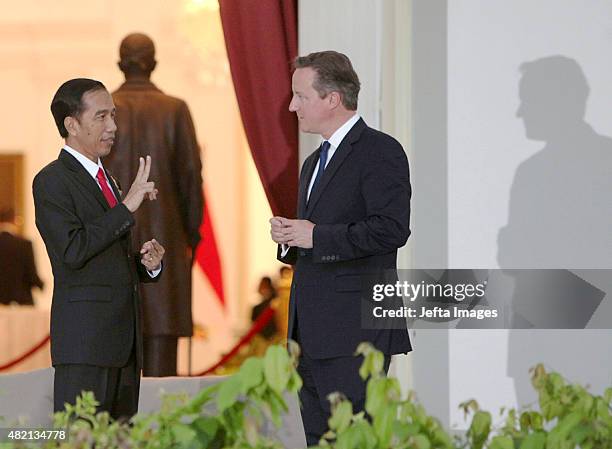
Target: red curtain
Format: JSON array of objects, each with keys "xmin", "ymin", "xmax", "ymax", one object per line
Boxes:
[{"xmin": 219, "ymin": 0, "xmax": 299, "ymax": 218}]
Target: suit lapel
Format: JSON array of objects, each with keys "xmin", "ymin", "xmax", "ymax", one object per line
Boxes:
[
  {"xmin": 105, "ymin": 169, "xmax": 123, "ymax": 202},
  {"xmin": 305, "ymin": 118, "xmax": 367, "ymax": 219},
  {"xmin": 58, "ymin": 149, "xmax": 110, "ymax": 211}
]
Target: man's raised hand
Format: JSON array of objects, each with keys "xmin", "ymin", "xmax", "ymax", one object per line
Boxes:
[{"xmin": 122, "ymin": 155, "xmax": 158, "ymax": 212}]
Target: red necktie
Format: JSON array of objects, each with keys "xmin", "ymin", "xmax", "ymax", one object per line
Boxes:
[{"xmin": 96, "ymin": 167, "xmax": 117, "ymax": 208}]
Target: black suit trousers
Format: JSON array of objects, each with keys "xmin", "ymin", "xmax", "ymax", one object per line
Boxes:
[
  {"xmin": 53, "ymin": 343, "xmax": 140, "ymax": 420},
  {"xmin": 296, "ymin": 323, "xmax": 391, "ymax": 446}
]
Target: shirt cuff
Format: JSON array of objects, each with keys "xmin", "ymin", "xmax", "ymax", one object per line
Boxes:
[
  {"xmin": 280, "ymin": 244, "xmax": 291, "ymax": 257},
  {"xmin": 147, "ymin": 262, "xmax": 162, "ymax": 278}
]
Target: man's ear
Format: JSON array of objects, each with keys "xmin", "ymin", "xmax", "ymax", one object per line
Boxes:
[
  {"xmin": 328, "ymin": 91, "xmax": 342, "ymax": 109},
  {"xmin": 64, "ymin": 116, "xmax": 79, "ymax": 137}
]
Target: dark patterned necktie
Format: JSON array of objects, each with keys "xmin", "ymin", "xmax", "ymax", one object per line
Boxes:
[{"xmin": 311, "ymin": 140, "xmax": 330, "ymax": 193}]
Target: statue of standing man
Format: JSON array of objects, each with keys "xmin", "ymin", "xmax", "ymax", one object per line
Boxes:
[{"xmin": 104, "ymin": 33, "xmax": 204, "ymax": 376}]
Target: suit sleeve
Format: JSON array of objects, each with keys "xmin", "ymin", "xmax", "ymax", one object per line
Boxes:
[
  {"xmin": 24, "ymin": 240, "xmax": 44, "ymax": 289},
  {"xmin": 33, "ymin": 171, "xmax": 135, "ymax": 270},
  {"xmin": 277, "ymin": 244, "xmax": 297, "ymax": 265},
  {"xmin": 136, "ymin": 258, "xmax": 163, "ymax": 283},
  {"xmin": 312, "ymin": 138, "xmax": 411, "ymax": 263},
  {"xmin": 174, "ymin": 101, "xmax": 204, "ymax": 252}
]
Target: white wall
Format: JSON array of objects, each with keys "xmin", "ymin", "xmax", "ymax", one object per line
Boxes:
[{"xmin": 445, "ymin": 0, "xmax": 612, "ymax": 428}]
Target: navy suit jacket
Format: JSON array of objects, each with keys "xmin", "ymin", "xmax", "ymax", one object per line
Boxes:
[{"xmin": 278, "ymin": 119, "xmax": 412, "ymax": 359}]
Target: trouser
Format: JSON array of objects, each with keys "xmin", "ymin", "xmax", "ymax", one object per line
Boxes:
[
  {"xmin": 295, "ymin": 326, "xmax": 391, "ymax": 446},
  {"xmin": 142, "ymin": 335, "xmax": 178, "ymax": 377},
  {"xmin": 53, "ymin": 348, "xmax": 140, "ymax": 421}
]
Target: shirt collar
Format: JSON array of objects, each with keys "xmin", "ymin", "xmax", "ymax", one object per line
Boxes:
[
  {"xmin": 63, "ymin": 145, "xmax": 104, "ymax": 179},
  {"xmin": 325, "ymin": 113, "xmax": 360, "ymax": 149}
]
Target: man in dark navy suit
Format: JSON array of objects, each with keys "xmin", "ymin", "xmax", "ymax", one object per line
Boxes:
[{"xmin": 270, "ymin": 51, "xmax": 412, "ymax": 445}]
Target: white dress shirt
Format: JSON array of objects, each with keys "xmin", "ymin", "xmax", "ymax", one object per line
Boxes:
[
  {"xmin": 281, "ymin": 114, "xmax": 361, "ymax": 257},
  {"xmin": 63, "ymin": 145, "xmax": 161, "ymax": 277}
]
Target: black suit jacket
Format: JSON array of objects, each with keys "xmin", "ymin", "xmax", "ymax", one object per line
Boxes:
[
  {"xmin": 33, "ymin": 149, "xmax": 159, "ymax": 367},
  {"xmin": 278, "ymin": 119, "xmax": 412, "ymax": 359},
  {"xmin": 0, "ymin": 231, "xmax": 43, "ymax": 305}
]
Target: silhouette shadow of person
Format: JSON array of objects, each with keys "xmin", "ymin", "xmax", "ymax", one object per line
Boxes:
[{"xmin": 497, "ymin": 55, "xmax": 612, "ymax": 408}]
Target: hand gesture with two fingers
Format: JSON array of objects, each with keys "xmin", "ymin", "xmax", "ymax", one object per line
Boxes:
[{"xmin": 122, "ymin": 155, "xmax": 158, "ymax": 213}]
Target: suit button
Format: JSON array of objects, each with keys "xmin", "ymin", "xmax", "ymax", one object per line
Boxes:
[
  {"xmin": 330, "ymin": 255, "xmax": 336, "ymax": 261},
  {"xmin": 321, "ymin": 256, "xmax": 326, "ymax": 261},
  {"xmin": 299, "ymin": 250, "xmax": 306, "ymax": 257}
]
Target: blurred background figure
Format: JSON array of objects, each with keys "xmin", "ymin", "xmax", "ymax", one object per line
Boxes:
[
  {"xmin": 104, "ymin": 33, "xmax": 204, "ymax": 377},
  {"xmin": 250, "ymin": 276, "xmax": 278, "ymax": 341},
  {"xmin": 0, "ymin": 208, "xmax": 44, "ymax": 306},
  {"xmin": 275, "ymin": 266, "xmax": 293, "ymax": 337}
]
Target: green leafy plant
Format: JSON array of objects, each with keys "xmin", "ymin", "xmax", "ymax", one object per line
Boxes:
[
  {"xmin": 2, "ymin": 342, "xmax": 610, "ymax": 449},
  {"xmin": 313, "ymin": 343, "xmax": 612, "ymax": 449},
  {"xmin": 0, "ymin": 342, "xmax": 302, "ymax": 449}
]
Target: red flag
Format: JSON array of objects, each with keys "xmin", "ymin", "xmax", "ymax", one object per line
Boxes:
[{"xmin": 195, "ymin": 194, "xmax": 225, "ymax": 307}]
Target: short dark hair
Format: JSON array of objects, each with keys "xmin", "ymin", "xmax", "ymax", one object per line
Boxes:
[
  {"xmin": 50, "ymin": 78, "xmax": 106, "ymax": 138},
  {"xmin": 294, "ymin": 51, "xmax": 360, "ymax": 110}
]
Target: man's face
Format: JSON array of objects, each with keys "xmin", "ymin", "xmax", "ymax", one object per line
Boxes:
[
  {"xmin": 69, "ymin": 89, "xmax": 117, "ymax": 161},
  {"xmin": 289, "ymin": 67, "xmax": 331, "ymax": 135}
]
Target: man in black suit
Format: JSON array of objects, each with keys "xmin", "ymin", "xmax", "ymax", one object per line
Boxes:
[
  {"xmin": 270, "ymin": 51, "xmax": 412, "ymax": 445},
  {"xmin": 33, "ymin": 78, "xmax": 165, "ymax": 419},
  {"xmin": 0, "ymin": 208, "xmax": 44, "ymax": 305}
]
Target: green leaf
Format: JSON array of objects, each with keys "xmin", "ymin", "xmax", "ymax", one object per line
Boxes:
[
  {"xmin": 171, "ymin": 423, "xmax": 197, "ymax": 447},
  {"xmin": 519, "ymin": 432, "xmax": 546, "ymax": 449},
  {"xmin": 459, "ymin": 399, "xmax": 480, "ymax": 419},
  {"xmin": 520, "ymin": 412, "xmax": 531, "ymax": 431},
  {"xmin": 570, "ymin": 424, "xmax": 590, "ymax": 445},
  {"xmin": 191, "ymin": 416, "xmax": 219, "ymax": 446},
  {"xmin": 604, "ymin": 387, "xmax": 612, "ymax": 404},
  {"xmin": 216, "ymin": 376, "xmax": 241, "ymax": 412},
  {"xmin": 489, "ymin": 435, "xmax": 514, "ymax": 449},
  {"xmin": 468, "ymin": 410, "xmax": 491, "ymax": 449},
  {"xmin": 236, "ymin": 357, "xmax": 263, "ymax": 393},
  {"xmin": 264, "ymin": 345, "xmax": 291, "ymax": 394},
  {"xmin": 355, "ymin": 342, "xmax": 375, "ymax": 357},
  {"xmin": 530, "ymin": 412, "xmax": 543, "ymax": 430},
  {"xmin": 548, "ymin": 372, "xmax": 564, "ymax": 394},
  {"xmin": 431, "ymin": 427, "xmax": 454, "ymax": 448},
  {"xmin": 328, "ymin": 401, "xmax": 353, "ymax": 433},
  {"xmin": 262, "ymin": 389, "xmax": 288, "ymax": 427},
  {"xmin": 359, "ymin": 353, "xmax": 372, "ymax": 381},
  {"xmin": 287, "ymin": 369, "xmax": 303, "ymax": 394},
  {"xmin": 365, "ymin": 378, "xmax": 387, "ymax": 416},
  {"xmin": 555, "ymin": 411, "xmax": 582, "ymax": 438},
  {"xmin": 373, "ymin": 405, "xmax": 395, "ymax": 448},
  {"xmin": 370, "ymin": 351, "xmax": 385, "ymax": 376},
  {"xmin": 393, "ymin": 421, "xmax": 419, "ymax": 439},
  {"xmin": 411, "ymin": 434, "xmax": 432, "ymax": 449}
]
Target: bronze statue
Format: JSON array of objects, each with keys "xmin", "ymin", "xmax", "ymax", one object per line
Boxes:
[{"xmin": 104, "ymin": 33, "xmax": 203, "ymax": 376}]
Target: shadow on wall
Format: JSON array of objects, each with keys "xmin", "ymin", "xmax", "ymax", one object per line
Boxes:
[{"xmin": 497, "ymin": 55, "xmax": 612, "ymax": 407}]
